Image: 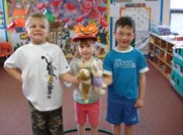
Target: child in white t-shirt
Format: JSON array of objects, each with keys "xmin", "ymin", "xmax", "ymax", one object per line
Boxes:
[{"xmin": 4, "ymin": 12, "xmax": 79, "ymax": 135}]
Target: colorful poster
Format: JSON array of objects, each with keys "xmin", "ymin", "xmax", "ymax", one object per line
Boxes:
[{"xmin": 6, "ymin": 0, "xmax": 109, "ymax": 58}]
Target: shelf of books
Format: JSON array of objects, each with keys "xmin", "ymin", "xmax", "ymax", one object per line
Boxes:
[
  {"xmin": 148, "ymin": 32, "xmax": 183, "ymax": 97},
  {"xmin": 148, "ymin": 33, "xmax": 173, "ymax": 80}
]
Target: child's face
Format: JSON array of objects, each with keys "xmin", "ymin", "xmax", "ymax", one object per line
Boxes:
[
  {"xmin": 26, "ymin": 18, "xmax": 49, "ymax": 45},
  {"xmin": 78, "ymin": 40, "xmax": 94, "ymax": 61},
  {"xmin": 114, "ymin": 26, "xmax": 134, "ymax": 50}
]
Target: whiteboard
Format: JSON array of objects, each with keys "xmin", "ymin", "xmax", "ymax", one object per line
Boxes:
[{"xmin": 120, "ymin": 7, "xmax": 151, "ymax": 31}]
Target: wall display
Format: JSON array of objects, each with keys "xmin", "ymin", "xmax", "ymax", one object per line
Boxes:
[
  {"xmin": 120, "ymin": 7, "xmax": 151, "ymax": 31},
  {"xmin": 0, "ymin": 0, "xmax": 7, "ymax": 42},
  {"xmin": 6, "ymin": 0, "xmax": 109, "ymax": 58}
]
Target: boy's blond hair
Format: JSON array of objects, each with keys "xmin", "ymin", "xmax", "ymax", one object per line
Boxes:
[{"xmin": 25, "ymin": 12, "xmax": 49, "ymax": 31}]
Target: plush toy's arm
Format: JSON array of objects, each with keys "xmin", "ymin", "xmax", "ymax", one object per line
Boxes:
[{"xmin": 92, "ymin": 76, "xmax": 103, "ymax": 87}]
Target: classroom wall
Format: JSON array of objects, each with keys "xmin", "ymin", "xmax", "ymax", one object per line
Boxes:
[{"xmin": 162, "ymin": 0, "xmax": 170, "ymax": 25}]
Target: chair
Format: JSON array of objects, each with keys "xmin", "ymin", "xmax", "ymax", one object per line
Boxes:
[{"xmin": 0, "ymin": 42, "xmax": 13, "ymax": 58}]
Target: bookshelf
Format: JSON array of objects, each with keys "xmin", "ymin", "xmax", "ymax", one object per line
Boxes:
[
  {"xmin": 148, "ymin": 33, "xmax": 173, "ymax": 80},
  {"xmin": 170, "ymin": 49, "xmax": 183, "ymax": 97}
]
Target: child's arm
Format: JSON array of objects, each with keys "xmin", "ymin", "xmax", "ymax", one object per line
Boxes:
[
  {"xmin": 4, "ymin": 66, "xmax": 22, "ymax": 82},
  {"xmin": 60, "ymin": 72, "xmax": 80, "ymax": 85},
  {"xmin": 135, "ymin": 72, "xmax": 146, "ymax": 108},
  {"xmin": 103, "ymin": 74, "xmax": 113, "ymax": 86}
]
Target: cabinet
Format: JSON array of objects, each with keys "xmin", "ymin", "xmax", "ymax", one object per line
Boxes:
[
  {"xmin": 170, "ymin": 49, "xmax": 183, "ymax": 97},
  {"xmin": 148, "ymin": 33, "xmax": 173, "ymax": 80}
]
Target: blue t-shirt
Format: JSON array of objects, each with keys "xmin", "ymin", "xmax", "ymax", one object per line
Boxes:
[{"xmin": 103, "ymin": 47, "xmax": 149, "ymax": 99}]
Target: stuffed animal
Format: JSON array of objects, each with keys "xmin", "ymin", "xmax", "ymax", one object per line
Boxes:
[
  {"xmin": 91, "ymin": 60, "xmax": 106, "ymax": 96},
  {"xmin": 79, "ymin": 60, "xmax": 106, "ymax": 103},
  {"xmin": 79, "ymin": 67, "xmax": 92, "ymax": 103}
]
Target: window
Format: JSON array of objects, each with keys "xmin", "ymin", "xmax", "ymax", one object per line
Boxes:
[{"xmin": 170, "ymin": 0, "xmax": 183, "ymax": 35}]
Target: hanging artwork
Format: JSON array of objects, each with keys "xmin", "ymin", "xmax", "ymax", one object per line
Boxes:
[
  {"xmin": 5, "ymin": 0, "xmax": 109, "ymax": 58},
  {"xmin": 6, "ymin": 0, "xmax": 30, "ymax": 32}
]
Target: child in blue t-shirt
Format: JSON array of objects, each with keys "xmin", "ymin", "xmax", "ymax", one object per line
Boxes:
[{"xmin": 103, "ymin": 16, "xmax": 149, "ymax": 135}]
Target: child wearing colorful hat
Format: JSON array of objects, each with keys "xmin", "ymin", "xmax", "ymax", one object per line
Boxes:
[{"xmin": 69, "ymin": 23, "xmax": 105, "ymax": 135}]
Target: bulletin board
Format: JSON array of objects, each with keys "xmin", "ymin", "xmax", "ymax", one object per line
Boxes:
[{"xmin": 120, "ymin": 7, "xmax": 151, "ymax": 31}]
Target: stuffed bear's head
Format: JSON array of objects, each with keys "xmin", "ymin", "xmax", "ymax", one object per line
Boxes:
[{"xmin": 79, "ymin": 68, "xmax": 91, "ymax": 80}]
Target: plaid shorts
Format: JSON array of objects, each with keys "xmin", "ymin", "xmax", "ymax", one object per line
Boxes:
[{"xmin": 28, "ymin": 102, "xmax": 63, "ymax": 135}]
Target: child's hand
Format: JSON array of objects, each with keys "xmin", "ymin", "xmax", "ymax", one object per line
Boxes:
[
  {"xmin": 134, "ymin": 98, "xmax": 144, "ymax": 108},
  {"xmin": 75, "ymin": 75, "xmax": 81, "ymax": 85}
]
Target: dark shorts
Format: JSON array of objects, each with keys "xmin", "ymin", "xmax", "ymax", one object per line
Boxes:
[
  {"xmin": 106, "ymin": 96, "xmax": 139, "ymax": 125},
  {"xmin": 28, "ymin": 102, "xmax": 63, "ymax": 135}
]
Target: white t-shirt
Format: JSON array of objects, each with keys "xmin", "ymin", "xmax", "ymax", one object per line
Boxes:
[{"xmin": 4, "ymin": 42, "xmax": 70, "ymax": 111}]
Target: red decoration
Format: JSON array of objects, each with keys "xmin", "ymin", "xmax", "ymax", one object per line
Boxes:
[
  {"xmin": 51, "ymin": 0, "xmax": 61, "ymax": 7},
  {"xmin": 99, "ymin": 18, "xmax": 108, "ymax": 28},
  {"xmin": 64, "ymin": 3, "xmax": 76, "ymax": 11},
  {"xmin": 62, "ymin": 18, "xmax": 70, "ymax": 24},
  {"xmin": 75, "ymin": 16, "xmax": 84, "ymax": 23},
  {"xmin": 36, "ymin": 3, "xmax": 46, "ymax": 10},
  {"xmin": 97, "ymin": 6, "xmax": 106, "ymax": 13}
]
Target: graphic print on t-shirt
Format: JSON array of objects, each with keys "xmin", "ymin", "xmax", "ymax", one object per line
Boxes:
[
  {"xmin": 41, "ymin": 55, "xmax": 57, "ymax": 98},
  {"xmin": 114, "ymin": 59, "xmax": 136, "ymax": 69}
]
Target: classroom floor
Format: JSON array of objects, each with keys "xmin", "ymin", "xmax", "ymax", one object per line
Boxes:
[{"xmin": 0, "ymin": 62, "xmax": 182, "ymax": 135}]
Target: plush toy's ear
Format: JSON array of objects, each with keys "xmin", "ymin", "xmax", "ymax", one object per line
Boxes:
[
  {"xmin": 93, "ymin": 64, "xmax": 97, "ymax": 74},
  {"xmin": 92, "ymin": 60, "xmax": 98, "ymax": 73},
  {"xmin": 92, "ymin": 60, "xmax": 103, "ymax": 77}
]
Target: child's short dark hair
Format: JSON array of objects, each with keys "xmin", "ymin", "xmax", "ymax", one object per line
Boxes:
[{"xmin": 114, "ymin": 16, "xmax": 135, "ymax": 33}]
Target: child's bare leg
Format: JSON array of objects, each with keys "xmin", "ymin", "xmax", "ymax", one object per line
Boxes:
[
  {"xmin": 78, "ymin": 124, "xmax": 85, "ymax": 135},
  {"xmin": 91, "ymin": 126, "xmax": 98, "ymax": 135},
  {"xmin": 113, "ymin": 124, "xmax": 121, "ymax": 135},
  {"xmin": 124, "ymin": 124, "xmax": 134, "ymax": 135}
]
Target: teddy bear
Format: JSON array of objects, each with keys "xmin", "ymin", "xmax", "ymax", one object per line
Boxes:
[{"xmin": 79, "ymin": 67, "xmax": 92, "ymax": 103}]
